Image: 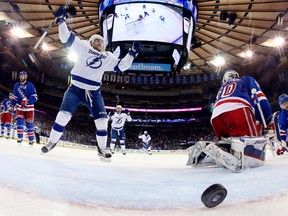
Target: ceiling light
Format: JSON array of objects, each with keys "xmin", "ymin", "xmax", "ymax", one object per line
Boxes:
[
  {"xmin": 42, "ymin": 43, "xmax": 49, "ymax": 51},
  {"xmin": 273, "ymin": 36, "xmax": 285, "ymax": 47},
  {"xmin": 10, "ymin": 27, "xmax": 23, "ymax": 37},
  {"xmin": 211, "ymin": 56, "xmax": 225, "ymax": 67},
  {"xmin": 245, "ymin": 50, "xmax": 254, "ymax": 58}
]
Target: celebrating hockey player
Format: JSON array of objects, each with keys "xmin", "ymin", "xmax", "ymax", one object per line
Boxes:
[
  {"xmin": 11, "ymin": 71, "xmax": 38, "ymax": 145},
  {"xmin": 41, "ymin": 6, "xmax": 140, "ymax": 162},
  {"xmin": 138, "ymin": 131, "xmax": 152, "ymax": 155},
  {"xmin": 187, "ymin": 70, "xmax": 272, "ymax": 172},
  {"xmin": 276, "ymin": 94, "xmax": 288, "ymax": 154},
  {"xmin": 109, "ymin": 105, "xmax": 132, "ymax": 155},
  {"xmin": 0, "ymin": 93, "xmax": 14, "ymax": 139}
]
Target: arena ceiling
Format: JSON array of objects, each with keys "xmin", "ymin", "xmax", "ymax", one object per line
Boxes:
[
  {"xmin": 1, "ymin": 0, "xmax": 287, "ymax": 73},
  {"xmin": 0, "ymin": 0, "xmax": 287, "ymax": 110}
]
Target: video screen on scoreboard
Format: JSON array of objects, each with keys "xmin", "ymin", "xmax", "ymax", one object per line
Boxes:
[{"xmin": 111, "ymin": 3, "xmax": 183, "ymax": 45}]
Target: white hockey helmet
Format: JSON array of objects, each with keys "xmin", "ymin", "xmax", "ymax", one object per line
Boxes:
[
  {"xmin": 144, "ymin": 131, "xmax": 148, "ymax": 135},
  {"xmin": 222, "ymin": 70, "xmax": 239, "ymax": 84},
  {"xmin": 89, "ymin": 34, "xmax": 104, "ymax": 43},
  {"xmin": 115, "ymin": 105, "xmax": 122, "ymax": 109}
]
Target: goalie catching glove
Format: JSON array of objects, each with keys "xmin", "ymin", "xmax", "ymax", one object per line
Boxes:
[{"xmin": 128, "ymin": 41, "xmax": 141, "ymax": 57}]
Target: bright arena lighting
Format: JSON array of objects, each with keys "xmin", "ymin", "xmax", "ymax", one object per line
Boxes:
[
  {"xmin": 41, "ymin": 43, "xmax": 49, "ymax": 51},
  {"xmin": 210, "ymin": 56, "xmax": 225, "ymax": 67},
  {"xmin": 273, "ymin": 36, "xmax": 285, "ymax": 47},
  {"xmin": 67, "ymin": 51, "xmax": 77, "ymax": 62},
  {"xmin": 245, "ymin": 50, "xmax": 254, "ymax": 58},
  {"xmin": 10, "ymin": 27, "xmax": 23, "ymax": 37}
]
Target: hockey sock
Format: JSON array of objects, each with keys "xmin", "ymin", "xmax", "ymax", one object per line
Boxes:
[
  {"xmin": 96, "ymin": 130, "xmax": 108, "ymax": 150},
  {"xmin": 110, "ymin": 143, "xmax": 116, "ymax": 150},
  {"xmin": 1, "ymin": 123, "xmax": 4, "ymax": 135},
  {"xmin": 49, "ymin": 122, "xmax": 65, "ymax": 144},
  {"xmin": 26, "ymin": 122, "xmax": 35, "ymax": 141},
  {"xmin": 120, "ymin": 140, "xmax": 126, "ymax": 151},
  {"xmin": 5, "ymin": 123, "xmax": 11, "ymax": 137},
  {"xmin": 16, "ymin": 118, "xmax": 24, "ymax": 139}
]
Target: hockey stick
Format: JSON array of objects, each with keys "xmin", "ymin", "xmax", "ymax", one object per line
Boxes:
[
  {"xmin": 115, "ymin": 95, "xmax": 120, "ymax": 106},
  {"xmin": 33, "ymin": 0, "xmax": 72, "ymax": 49},
  {"xmin": 251, "ymin": 89, "xmax": 277, "ymax": 156},
  {"xmin": 251, "ymin": 88, "xmax": 267, "ymax": 128}
]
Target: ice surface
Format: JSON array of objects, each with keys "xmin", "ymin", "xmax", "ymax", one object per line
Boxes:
[{"xmin": 0, "ymin": 139, "xmax": 288, "ymax": 216}]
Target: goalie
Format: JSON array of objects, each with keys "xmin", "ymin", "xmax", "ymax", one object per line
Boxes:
[{"xmin": 187, "ymin": 70, "xmax": 272, "ymax": 172}]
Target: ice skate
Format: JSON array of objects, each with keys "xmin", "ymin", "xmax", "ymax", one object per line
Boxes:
[
  {"xmin": 122, "ymin": 150, "xmax": 126, "ymax": 155},
  {"xmin": 29, "ymin": 140, "xmax": 34, "ymax": 146},
  {"xmin": 97, "ymin": 146, "xmax": 112, "ymax": 162},
  {"xmin": 41, "ymin": 141, "xmax": 57, "ymax": 153},
  {"xmin": 110, "ymin": 149, "xmax": 114, "ymax": 154},
  {"xmin": 17, "ymin": 139, "xmax": 23, "ymax": 145}
]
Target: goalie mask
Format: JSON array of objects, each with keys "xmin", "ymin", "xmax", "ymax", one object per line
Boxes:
[
  {"xmin": 278, "ymin": 94, "xmax": 288, "ymax": 110},
  {"xmin": 222, "ymin": 70, "xmax": 239, "ymax": 84}
]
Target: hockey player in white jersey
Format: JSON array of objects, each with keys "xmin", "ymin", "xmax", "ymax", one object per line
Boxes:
[
  {"xmin": 41, "ymin": 7, "xmax": 141, "ymax": 162},
  {"xmin": 109, "ymin": 105, "xmax": 132, "ymax": 155},
  {"xmin": 138, "ymin": 131, "xmax": 152, "ymax": 155}
]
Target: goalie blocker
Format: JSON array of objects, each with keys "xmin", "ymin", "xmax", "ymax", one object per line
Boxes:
[{"xmin": 187, "ymin": 137, "xmax": 269, "ymax": 172}]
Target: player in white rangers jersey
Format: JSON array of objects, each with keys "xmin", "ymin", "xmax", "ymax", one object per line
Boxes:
[
  {"xmin": 41, "ymin": 7, "xmax": 140, "ymax": 162},
  {"xmin": 109, "ymin": 105, "xmax": 132, "ymax": 155},
  {"xmin": 138, "ymin": 131, "xmax": 152, "ymax": 155}
]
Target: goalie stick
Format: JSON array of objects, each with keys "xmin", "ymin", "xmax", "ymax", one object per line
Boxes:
[
  {"xmin": 33, "ymin": 0, "xmax": 72, "ymax": 49},
  {"xmin": 251, "ymin": 88, "xmax": 267, "ymax": 128}
]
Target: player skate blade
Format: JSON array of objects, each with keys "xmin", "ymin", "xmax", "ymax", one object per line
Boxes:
[
  {"xmin": 201, "ymin": 184, "xmax": 227, "ymax": 208},
  {"xmin": 41, "ymin": 146, "xmax": 49, "ymax": 153},
  {"xmin": 100, "ymin": 157, "xmax": 111, "ymax": 162}
]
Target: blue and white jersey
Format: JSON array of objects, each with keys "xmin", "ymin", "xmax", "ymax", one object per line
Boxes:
[
  {"xmin": 59, "ymin": 22, "xmax": 134, "ymax": 90},
  {"xmin": 110, "ymin": 113, "xmax": 132, "ymax": 130},
  {"xmin": 139, "ymin": 134, "xmax": 151, "ymax": 144},
  {"xmin": 0, "ymin": 98, "xmax": 12, "ymax": 113},
  {"xmin": 211, "ymin": 76, "xmax": 272, "ymax": 125},
  {"xmin": 12, "ymin": 81, "xmax": 38, "ymax": 111},
  {"xmin": 278, "ymin": 109, "xmax": 288, "ymax": 142}
]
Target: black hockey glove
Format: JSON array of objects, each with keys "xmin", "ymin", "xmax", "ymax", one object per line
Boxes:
[
  {"xmin": 124, "ymin": 109, "xmax": 130, "ymax": 115},
  {"xmin": 53, "ymin": 7, "xmax": 67, "ymax": 24},
  {"xmin": 108, "ymin": 111, "xmax": 114, "ymax": 116},
  {"xmin": 128, "ymin": 41, "xmax": 141, "ymax": 57}
]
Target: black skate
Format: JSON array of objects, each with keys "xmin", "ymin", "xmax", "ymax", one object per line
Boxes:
[
  {"xmin": 17, "ymin": 139, "xmax": 23, "ymax": 145},
  {"xmin": 29, "ymin": 140, "xmax": 34, "ymax": 146},
  {"xmin": 41, "ymin": 141, "xmax": 57, "ymax": 153},
  {"xmin": 97, "ymin": 146, "xmax": 112, "ymax": 162}
]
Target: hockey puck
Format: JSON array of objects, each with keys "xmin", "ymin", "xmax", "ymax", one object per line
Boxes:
[{"xmin": 201, "ymin": 184, "xmax": 227, "ymax": 208}]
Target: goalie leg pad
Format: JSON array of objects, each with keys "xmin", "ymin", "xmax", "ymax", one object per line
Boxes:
[
  {"xmin": 203, "ymin": 143, "xmax": 241, "ymax": 172},
  {"xmin": 186, "ymin": 141, "xmax": 208, "ymax": 166}
]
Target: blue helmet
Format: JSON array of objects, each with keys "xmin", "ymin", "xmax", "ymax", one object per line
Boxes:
[
  {"xmin": 278, "ymin": 94, "xmax": 288, "ymax": 109},
  {"xmin": 19, "ymin": 71, "xmax": 27, "ymax": 77}
]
